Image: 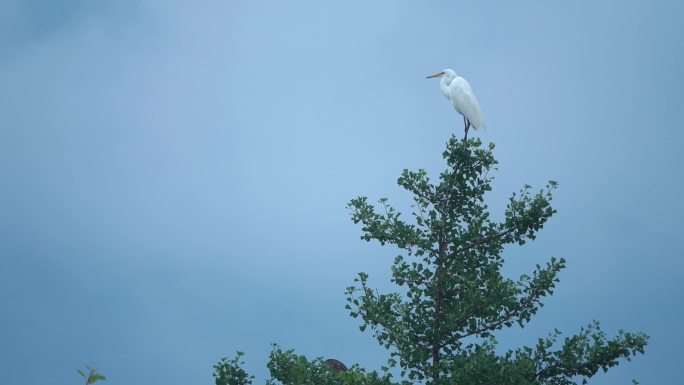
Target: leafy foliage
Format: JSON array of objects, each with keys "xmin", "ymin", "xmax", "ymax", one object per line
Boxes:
[
  {"xmin": 217, "ymin": 136, "xmax": 648, "ymax": 385},
  {"xmin": 266, "ymin": 344, "xmax": 403, "ymax": 385},
  {"xmin": 343, "ymin": 136, "xmax": 648, "ymax": 384},
  {"xmin": 212, "ymin": 345, "xmax": 406, "ymax": 385},
  {"xmin": 214, "ymin": 352, "xmax": 255, "ymax": 385}
]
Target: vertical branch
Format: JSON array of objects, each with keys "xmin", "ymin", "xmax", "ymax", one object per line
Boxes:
[{"xmin": 433, "ymin": 139, "xmax": 463, "ymax": 384}]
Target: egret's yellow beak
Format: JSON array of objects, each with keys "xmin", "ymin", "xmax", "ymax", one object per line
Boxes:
[{"xmin": 426, "ymin": 71, "xmax": 444, "ymax": 79}]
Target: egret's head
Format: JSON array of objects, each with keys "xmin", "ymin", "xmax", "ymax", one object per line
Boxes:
[{"xmin": 426, "ymin": 69, "xmax": 456, "ymax": 80}]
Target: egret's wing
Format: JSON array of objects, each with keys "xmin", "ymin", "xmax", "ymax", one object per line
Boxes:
[{"xmin": 449, "ymin": 78, "xmax": 485, "ymax": 130}]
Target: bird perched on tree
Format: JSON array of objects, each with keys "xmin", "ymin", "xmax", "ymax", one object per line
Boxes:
[
  {"xmin": 325, "ymin": 358, "xmax": 348, "ymax": 373},
  {"xmin": 427, "ymin": 69, "xmax": 485, "ymax": 141}
]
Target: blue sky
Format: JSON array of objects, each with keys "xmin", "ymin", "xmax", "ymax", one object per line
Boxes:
[{"xmin": 1, "ymin": 1, "xmax": 682, "ymax": 384}]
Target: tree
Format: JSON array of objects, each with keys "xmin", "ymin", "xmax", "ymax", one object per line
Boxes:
[{"xmin": 217, "ymin": 136, "xmax": 648, "ymax": 385}]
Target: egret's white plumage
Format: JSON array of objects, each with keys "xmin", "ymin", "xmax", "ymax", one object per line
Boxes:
[{"xmin": 427, "ymin": 69, "xmax": 485, "ymax": 138}]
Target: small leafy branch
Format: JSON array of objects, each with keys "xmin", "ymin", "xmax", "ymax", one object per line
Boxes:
[
  {"xmin": 214, "ymin": 352, "xmax": 255, "ymax": 385},
  {"xmin": 76, "ymin": 365, "xmax": 106, "ymax": 385}
]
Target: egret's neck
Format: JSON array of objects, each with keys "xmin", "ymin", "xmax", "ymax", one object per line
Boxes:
[{"xmin": 439, "ymin": 76, "xmax": 452, "ymax": 99}]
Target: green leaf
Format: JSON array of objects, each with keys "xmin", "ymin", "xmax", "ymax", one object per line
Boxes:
[{"xmin": 87, "ymin": 374, "xmax": 106, "ymax": 384}]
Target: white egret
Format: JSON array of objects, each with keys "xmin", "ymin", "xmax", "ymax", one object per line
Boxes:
[{"xmin": 427, "ymin": 69, "xmax": 485, "ymax": 141}]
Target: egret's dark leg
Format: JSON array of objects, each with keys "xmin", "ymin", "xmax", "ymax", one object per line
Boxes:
[{"xmin": 463, "ymin": 117, "xmax": 471, "ymax": 142}]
